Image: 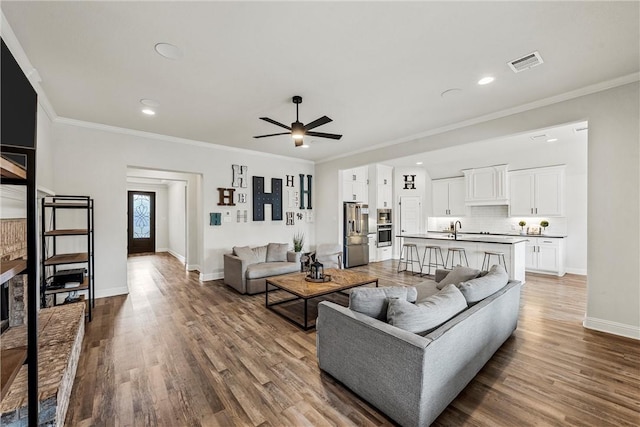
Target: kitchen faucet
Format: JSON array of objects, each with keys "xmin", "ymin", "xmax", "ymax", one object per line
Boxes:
[{"xmin": 454, "ymin": 221, "xmax": 462, "ymax": 240}]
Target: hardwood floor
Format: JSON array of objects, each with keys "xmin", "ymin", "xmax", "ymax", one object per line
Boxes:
[{"xmin": 65, "ymin": 253, "xmax": 639, "ymax": 426}]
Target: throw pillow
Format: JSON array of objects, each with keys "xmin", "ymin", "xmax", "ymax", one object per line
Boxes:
[
  {"xmin": 266, "ymin": 243, "xmax": 289, "ymax": 262},
  {"xmin": 387, "ymin": 284, "xmax": 468, "ymax": 334},
  {"xmin": 457, "ymin": 264, "xmax": 509, "ymax": 304},
  {"xmin": 349, "ymin": 286, "xmax": 417, "ymax": 320},
  {"xmin": 436, "ymin": 265, "xmax": 480, "ymax": 290},
  {"xmin": 233, "ymin": 246, "xmax": 259, "ymax": 264},
  {"xmin": 252, "ymin": 245, "xmax": 268, "ymax": 263}
]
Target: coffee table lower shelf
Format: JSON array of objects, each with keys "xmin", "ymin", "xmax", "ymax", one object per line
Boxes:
[{"xmin": 265, "ymin": 269, "xmax": 378, "ymax": 330}]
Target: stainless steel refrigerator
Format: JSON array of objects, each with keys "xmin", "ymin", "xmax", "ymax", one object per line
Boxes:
[{"xmin": 343, "ymin": 202, "xmax": 369, "ymax": 268}]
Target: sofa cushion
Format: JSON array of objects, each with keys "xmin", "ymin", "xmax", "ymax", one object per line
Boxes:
[
  {"xmin": 245, "ymin": 262, "xmax": 298, "ymax": 279},
  {"xmin": 436, "ymin": 265, "xmax": 480, "ymax": 290},
  {"xmin": 233, "ymin": 246, "xmax": 258, "ymax": 264},
  {"xmin": 349, "ymin": 286, "xmax": 418, "ymax": 320},
  {"xmin": 387, "ymin": 284, "xmax": 468, "ymax": 334},
  {"xmin": 266, "ymin": 243, "xmax": 289, "ymax": 262},
  {"xmin": 457, "ymin": 264, "xmax": 509, "ymax": 303}
]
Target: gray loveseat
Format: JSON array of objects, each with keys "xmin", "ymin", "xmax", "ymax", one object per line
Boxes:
[
  {"xmin": 223, "ymin": 243, "xmax": 300, "ymax": 294},
  {"xmin": 317, "ymin": 267, "xmax": 522, "ymax": 426}
]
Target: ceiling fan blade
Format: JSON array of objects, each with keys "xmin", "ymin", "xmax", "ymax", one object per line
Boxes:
[
  {"xmin": 304, "ymin": 116, "xmax": 332, "ymax": 131},
  {"xmin": 306, "ymin": 131, "xmax": 343, "ymax": 140},
  {"xmin": 253, "ymin": 132, "xmax": 291, "ymax": 139},
  {"xmin": 259, "ymin": 117, "xmax": 291, "ymax": 130}
]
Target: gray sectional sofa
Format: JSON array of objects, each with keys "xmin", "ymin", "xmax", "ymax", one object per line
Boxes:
[
  {"xmin": 223, "ymin": 243, "xmax": 300, "ymax": 294},
  {"xmin": 316, "ymin": 266, "xmax": 522, "ymax": 427}
]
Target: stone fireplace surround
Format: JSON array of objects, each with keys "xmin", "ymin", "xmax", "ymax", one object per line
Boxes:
[{"xmin": 1, "ymin": 218, "xmax": 85, "ymax": 426}]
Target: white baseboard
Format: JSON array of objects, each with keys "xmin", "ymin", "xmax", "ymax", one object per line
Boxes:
[
  {"xmin": 186, "ymin": 264, "xmax": 200, "ymax": 272},
  {"xmin": 167, "ymin": 249, "xmax": 186, "ymax": 264},
  {"xmin": 583, "ymin": 317, "xmax": 640, "ymax": 340},
  {"xmin": 95, "ymin": 285, "xmax": 129, "ymax": 299},
  {"xmin": 565, "ymin": 267, "xmax": 587, "ymax": 275},
  {"xmin": 200, "ymin": 271, "xmax": 223, "ymax": 282},
  {"xmin": 157, "ymin": 247, "xmax": 169, "ymax": 253}
]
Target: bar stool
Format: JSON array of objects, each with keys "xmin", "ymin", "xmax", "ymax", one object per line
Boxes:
[
  {"xmin": 421, "ymin": 245, "xmax": 445, "ymax": 276},
  {"xmin": 482, "ymin": 251, "xmax": 508, "ymax": 273},
  {"xmin": 397, "ymin": 243, "xmax": 422, "ymax": 275},
  {"xmin": 445, "ymin": 247, "xmax": 469, "ymax": 269}
]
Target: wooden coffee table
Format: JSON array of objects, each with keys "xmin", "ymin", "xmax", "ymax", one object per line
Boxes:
[{"xmin": 265, "ymin": 268, "xmax": 378, "ymax": 330}]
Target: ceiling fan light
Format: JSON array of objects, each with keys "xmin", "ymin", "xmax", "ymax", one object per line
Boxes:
[{"xmin": 292, "ymin": 133, "xmax": 304, "ymax": 141}]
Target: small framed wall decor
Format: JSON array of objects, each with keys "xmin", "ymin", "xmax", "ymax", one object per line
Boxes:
[{"xmin": 210, "ymin": 212, "xmax": 222, "ymax": 226}]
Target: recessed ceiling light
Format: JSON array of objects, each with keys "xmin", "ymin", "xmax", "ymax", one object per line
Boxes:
[
  {"xmin": 154, "ymin": 43, "xmax": 183, "ymax": 60},
  {"xmin": 416, "ymin": 162, "xmax": 423, "ymax": 165},
  {"xmin": 546, "ymin": 138, "xmax": 558, "ymax": 142},
  {"xmin": 478, "ymin": 76, "xmax": 495, "ymax": 85},
  {"xmin": 142, "ymin": 108, "xmax": 156, "ymax": 116},
  {"xmin": 140, "ymin": 99, "xmax": 160, "ymax": 107}
]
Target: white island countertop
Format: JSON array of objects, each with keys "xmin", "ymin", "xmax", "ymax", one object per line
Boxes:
[
  {"xmin": 398, "ymin": 234, "xmax": 527, "ymax": 282},
  {"xmin": 397, "ymin": 233, "xmax": 529, "ymax": 245}
]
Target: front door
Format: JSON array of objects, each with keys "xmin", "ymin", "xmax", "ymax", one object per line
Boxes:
[{"xmin": 128, "ymin": 191, "xmax": 156, "ymax": 254}]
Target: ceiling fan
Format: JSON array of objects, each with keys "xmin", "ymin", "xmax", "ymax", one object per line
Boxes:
[{"xmin": 254, "ymin": 96, "xmax": 342, "ymax": 147}]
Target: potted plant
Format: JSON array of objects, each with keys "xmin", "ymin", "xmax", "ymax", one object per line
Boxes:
[
  {"xmin": 293, "ymin": 231, "xmax": 305, "ymax": 253},
  {"xmin": 518, "ymin": 220, "xmax": 527, "ymax": 235},
  {"xmin": 540, "ymin": 220, "xmax": 549, "ymax": 234}
]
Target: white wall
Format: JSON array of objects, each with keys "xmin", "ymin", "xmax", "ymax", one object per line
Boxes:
[
  {"xmin": 51, "ymin": 122, "xmax": 315, "ymax": 296},
  {"xmin": 125, "ymin": 183, "xmax": 169, "ymax": 252},
  {"xmin": 167, "ymin": 181, "xmax": 186, "ymax": 262},
  {"xmin": 316, "ymin": 82, "xmax": 640, "ymax": 339}
]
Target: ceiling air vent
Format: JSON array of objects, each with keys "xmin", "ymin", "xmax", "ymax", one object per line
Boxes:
[
  {"xmin": 574, "ymin": 125, "xmax": 589, "ymax": 133},
  {"xmin": 529, "ymin": 134, "xmax": 548, "ymax": 141},
  {"xmin": 508, "ymin": 51, "xmax": 544, "ymax": 73}
]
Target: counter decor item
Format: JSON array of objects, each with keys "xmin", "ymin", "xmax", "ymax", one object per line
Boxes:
[
  {"xmin": 540, "ymin": 220, "xmax": 549, "ymax": 234},
  {"xmin": 527, "ymin": 225, "xmax": 541, "ymax": 235},
  {"xmin": 518, "ymin": 221, "xmax": 527, "ymax": 235}
]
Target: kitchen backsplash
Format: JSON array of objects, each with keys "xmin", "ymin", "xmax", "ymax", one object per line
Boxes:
[{"xmin": 428, "ymin": 205, "xmax": 567, "ymax": 235}]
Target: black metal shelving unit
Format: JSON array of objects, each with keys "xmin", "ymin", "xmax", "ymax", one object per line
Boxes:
[
  {"xmin": 1, "ymin": 147, "xmax": 38, "ymax": 425},
  {"xmin": 41, "ymin": 195, "xmax": 94, "ymax": 321}
]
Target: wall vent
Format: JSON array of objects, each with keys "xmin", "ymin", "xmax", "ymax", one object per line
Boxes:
[
  {"xmin": 529, "ymin": 134, "xmax": 548, "ymax": 141},
  {"xmin": 508, "ymin": 51, "xmax": 544, "ymax": 73}
]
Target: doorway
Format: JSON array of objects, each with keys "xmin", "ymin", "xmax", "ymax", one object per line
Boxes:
[{"xmin": 127, "ymin": 191, "xmax": 156, "ymax": 254}]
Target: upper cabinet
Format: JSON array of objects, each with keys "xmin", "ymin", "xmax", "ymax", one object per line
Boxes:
[
  {"xmin": 342, "ymin": 166, "xmax": 368, "ymax": 203},
  {"xmin": 509, "ymin": 165, "xmax": 565, "ymax": 216},
  {"xmin": 432, "ymin": 177, "xmax": 465, "ymax": 216},
  {"xmin": 376, "ymin": 165, "xmax": 393, "ymax": 208},
  {"xmin": 462, "ymin": 165, "xmax": 509, "ymax": 206}
]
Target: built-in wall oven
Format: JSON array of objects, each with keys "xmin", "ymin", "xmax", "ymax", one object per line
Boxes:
[{"xmin": 377, "ymin": 224, "xmax": 392, "ymax": 247}]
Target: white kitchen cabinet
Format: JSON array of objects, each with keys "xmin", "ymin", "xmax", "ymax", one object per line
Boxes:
[
  {"xmin": 368, "ymin": 234, "xmax": 377, "ymax": 262},
  {"xmin": 509, "ymin": 165, "xmax": 565, "ymax": 216},
  {"xmin": 462, "ymin": 164, "xmax": 509, "ymax": 206},
  {"xmin": 432, "ymin": 177, "xmax": 465, "ymax": 216},
  {"xmin": 524, "ymin": 237, "xmax": 565, "ymax": 276},
  {"xmin": 342, "ymin": 166, "xmax": 369, "ymax": 203},
  {"xmin": 377, "ymin": 246, "xmax": 392, "ymax": 261},
  {"xmin": 371, "ymin": 164, "xmax": 393, "ymax": 208},
  {"xmin": 377, "ymin": 185, "xmax": 392, "ymax": 208}
]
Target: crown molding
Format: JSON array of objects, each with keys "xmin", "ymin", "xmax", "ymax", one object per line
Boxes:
[
  {"xmin": 1, "ymin": 11, "xmax": 58, "ymax": 122},
  {"xmin": 317, "ymin": 72, "xmax": 640, "ymax": 164},
  {"xmin": 54, "ymin": 117, "xmax": 315, "ymax": 165}
]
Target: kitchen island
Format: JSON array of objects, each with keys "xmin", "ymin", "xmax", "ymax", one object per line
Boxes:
[{"xmin": 398, "ymin": 233, "xmax": 527, "ymax": 283}]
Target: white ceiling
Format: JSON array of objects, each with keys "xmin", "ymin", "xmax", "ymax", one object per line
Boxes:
[{"xmin": 2, "ymin": 2, "xmax": 638, "ymax": 163}]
